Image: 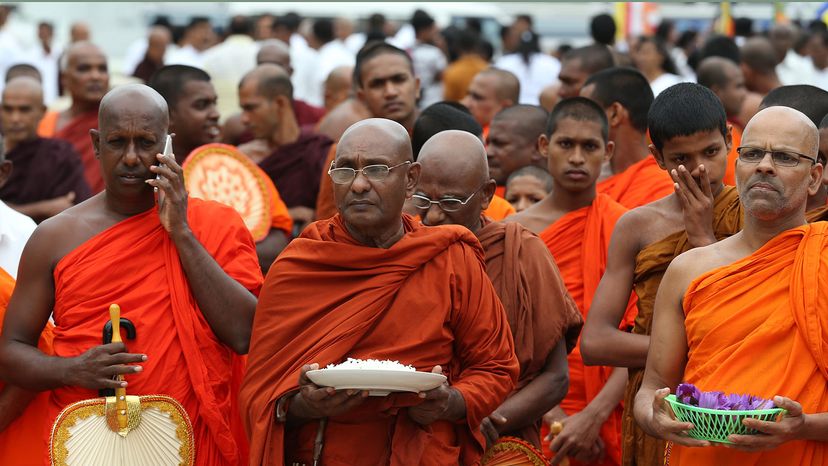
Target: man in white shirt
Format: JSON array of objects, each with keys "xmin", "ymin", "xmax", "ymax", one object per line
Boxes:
[
  {"xmin": 410, "ymin": 10, "xmax": 447, "ymax": 109},
  {"xmin": 202, "ymin": 16, "xmax": 258, "ymax": 120},
  {"xmin": 295, "ymin": 19, "xmax": 354, "ymax": 107},
  {"xmin": 0, "ymin": 136, "xmax": 36, "ymax": 278}
]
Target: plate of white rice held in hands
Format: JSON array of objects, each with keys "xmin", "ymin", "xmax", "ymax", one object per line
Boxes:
[{"xmin": 306, "ymin": 358, "xmax": 447, "ymax": 396}]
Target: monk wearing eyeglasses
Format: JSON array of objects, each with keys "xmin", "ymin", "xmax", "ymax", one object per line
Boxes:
[
  {"xmin": 635, "ymin": 105, "xmax": 828, "ymax": 466},
  {"xmin": 508, "ymin": 97, "xmax": 637, "ymax": 466},
  {"xmin": 240, "ymin": 118, "xmax": 520, "ymax": 466},
  {"xmin": 416, "ymin": 130, "xmax": 583, "ymax": 451}
]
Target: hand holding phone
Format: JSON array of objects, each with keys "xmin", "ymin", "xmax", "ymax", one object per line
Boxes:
[{"xmin": 157, "ymin": 134, "xmax": 172, "ymax": 207}]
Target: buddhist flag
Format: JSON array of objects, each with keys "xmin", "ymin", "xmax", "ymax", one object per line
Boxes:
[
  {"xmin": 774, "ymin": 2, "xmax": 788, "ymax": 24},
  {"xmin": 614, "ymin": 2, "xmax": 660, "ymax": 42},
  {"xmin": 818, "ymin": 3, "xmax": 828, "ymax": 26},
  {"xmin": 718, "ymin": 2, "xmax": 735, "ymax": 37}
]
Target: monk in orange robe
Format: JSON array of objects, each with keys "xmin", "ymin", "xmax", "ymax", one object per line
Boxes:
[
  {"xmin": 635, "ymin": 106, "xmax": 828, "ymax": 466},
  {"xmin": 580, "ymin": 68, "xmax": 674, "ymax": 209},
  {"xmin": 416, "ymin": 130, "xmax": 583, "ymax": 449},
  {"xmin": 580, "ymin": 84, "xmax": 744, "ymax": 466},
  {"xmin": 0, "ymin": 267, "xmax": 54, "ymax": 466},
  {"xmin": 240, "ymin": 119, "xmax": 519, "ymax": 466},
  {"xmin": 37, "ymin": 42, "xmax": 108, "ymax": 193},
  {"xmin": 0, "ymin": 85, "xmax": 263, "ymax": 466},
  {"xmin": 510, "ymin": 97, "xmax": 637, "ymax": 466}
]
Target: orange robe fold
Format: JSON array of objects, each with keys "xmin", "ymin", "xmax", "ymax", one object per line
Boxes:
[
  {"xmin": 39, "ymin": 110, "xmax": 104, "ymax": 193},
  {"xmin": 50, "ymin": 199, "xmax": 263, "ymax": 466},
  {"xmin": 597, "ymin": 156, "xmax": 674, "ymax": 209},
  {"xmin": 478, "ymin": 217, "xmax": 582, "ymax": 448},
  {"xmin": 540, "ymin": 193, "xmax": 637, "ymax": 466},
  {"xmin": 807, "ymin": 204, "xmax": 828, "ymax": 222},
  {"xmin": 622, "ymin": 186, "xmax": 742, "ymax": 466},
  {"xmin": 0, "ymin": 267, "xmax": 54, "ymax": 466},
  {"xmin": 671, "ymin": 223, "xmax": 828, "ymax": 465},
  {"xmin": 484, "ymin": 194, "xmax": 516, "ymax": 221},
  {"xmin": 722, "ymin": 123, "xmax": 743, "ymax": 187},
  {"xmin": 314, "ymin": 144, "xmax": 338, "ymax": 221},
  {"xmin": 240, "ymin": 214, "xmax": 520, "ymax": 466},
  {"xmin": 263, "ymin": 172, "xmax": 293, "ymax": 236}
]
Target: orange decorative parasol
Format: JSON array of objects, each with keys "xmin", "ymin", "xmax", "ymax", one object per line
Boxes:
[
  {"xmin": 182, "ymin": 143, "xmax": 272, "ymax": 241},
  {"xmin": 481, "ymin": 436, "xmax": 550, "ymax": 466},
  {"xmin": 50, "ymin": 305, "xmax": 194, "ymax": 466}
]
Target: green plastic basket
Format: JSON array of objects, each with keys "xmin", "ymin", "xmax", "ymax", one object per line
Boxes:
[{"xmin": 664, "ymin": 394, "xmax": 785, "ymax": 444}]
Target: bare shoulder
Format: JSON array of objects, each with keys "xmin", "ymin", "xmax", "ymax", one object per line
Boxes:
[
  {"xmin": 30, "ymin": 195, "xmax": 110, "ymax": 266},
  {"xmin": 504, "ymin": 204, "xmax": 550, "ymax": 235},
  {"xmin": 666, "ymin": 234, "xmax": 743, "ymax": 290}
]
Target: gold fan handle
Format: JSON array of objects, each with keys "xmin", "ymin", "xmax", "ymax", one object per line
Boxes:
[{"xmin": 109, "ymin": 304, "xmax": 128, "ymax": 431}]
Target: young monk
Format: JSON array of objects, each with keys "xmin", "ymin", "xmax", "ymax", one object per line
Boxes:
[
  {"xmin": 508, "ymin": 97, "xmax": 637, "ymax": 466},
  {"xmin": 505, "ymin": 165, "xmax": 554, "ymax": 213},
  {"xmin": 580, "ymin": 83, "xmax": 743, "ymax": 466},
  {"xmin": 636, "ymin": 105, "xmax": 828, "ymax": 465}
]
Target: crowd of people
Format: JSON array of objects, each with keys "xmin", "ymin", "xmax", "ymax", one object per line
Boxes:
[{"xmin": 0, "ymin": 4, "xmax": 826, "ymax": 466}]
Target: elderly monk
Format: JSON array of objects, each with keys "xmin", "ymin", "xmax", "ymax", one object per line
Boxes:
[
  {"xmin": 508, "ymin": 97, "xmax": 637, "ymax": 466},
  {"xmin": 240, "ymin": 118, "xmax": 519, "ymax": 466},
  {"xmin": 487, "ymin": 105, "xmax": 549, "ymax": 199},
  {"xmin": 416, "ymin": 130, "xmax": 582, "ymax": 449},
  {"xmin": 149, "ymin": 64, "xmax": 292, "ymax": 272},
  {"xmin": 0, "ymin": 77, "xmax": 90, "ymax": 222},
  {"xmin": 580, "ymin": 83, "xmax": 743, "ymax": 466},
  {"xmin": 0, "ymin": 84, "xmax": 263, "ymax": 466},
  {"xmin": 635, "ymin": 106, "xmax": 828, "ymax": 465},
  {"xmin": 315, "ymin": 42, "xmax": 423, "ymax": 220},
  {"xmin": 37, "ymin": 41, "xmax": 108, "ymax": 193},
  {"xmin": 580, "ymin": 68, "xmax": 674, "ymax": 209}
]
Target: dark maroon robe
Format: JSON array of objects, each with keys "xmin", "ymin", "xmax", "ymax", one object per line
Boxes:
[
  {"xmin": 0, "ymin": 137, "xmax": 92, "ymax": 206},
  {"xmin": 258, "ymin": 130, "xmax": 333, "ymax": 209}
]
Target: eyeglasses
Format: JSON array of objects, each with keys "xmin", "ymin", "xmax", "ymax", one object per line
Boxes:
[
  {"xmin": 328, "ymin": 161, "xmax": 411, "ymax": 184},
  {"xmin": 736, "ymin": 146, "xmax": 817, "ymax": 167},
  {"xmin": 410, "ymin": 186, "xmax": 482, "ymax": 213}
]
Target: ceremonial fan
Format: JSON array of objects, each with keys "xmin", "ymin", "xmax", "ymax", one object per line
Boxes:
[
  {"xmin": 182, "ymin": 143, "xmax": 273, "ymax": 241},
  {"xmin": 480, "ymin": 436, "xmax": 550, "ymax": 466},
  {"xmin": 50, "ymin": 304, "xmax": 194, "ymax": 466}
]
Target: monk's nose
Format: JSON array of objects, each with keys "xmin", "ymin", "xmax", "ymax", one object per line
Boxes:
[{"xmin": 423, "ymin": 203, "xmax": 445, "ymax": 225}]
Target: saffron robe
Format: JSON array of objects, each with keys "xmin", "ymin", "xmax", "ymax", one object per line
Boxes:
[
  {"xmin": 721, "ymin": 123, "xmax": 743, "ymax": 187},
  {"xmin": 540, "ymin": 193, "xmax": 637, "ymax": 465},
  {"xmin": 485, "ymin": 194, "xmax": 517, "ymax": 221},
  {"xmin": 258, "ymin": 130, "xmax": 333, "ymax": 209},
  {"xmin": 239, "ymin": 214, "xmax": 520, "ymax": 466},
  {"xmin": 597, "ymin": 156, "xmax": 674, "ymax": 209},
  {"xmin": 0, "ymin": 267, "xmax": 54, "ymax": 466},
  {"xmin": 38, "ymin": 110, "xmax": 104, "ymax": 193},
  {"xmin": 478, "ymin": 217, "xmax": 582, "ymax": 447},
  {"xmin": 0, "ymin": 137, "xmax": 91, "ymax": 207},
  {"xmin": 49, "ymin": 199, "xmax": 263, "ymax": 466},
  {"xmin": 622, "ymin": 186, "xmax": 742, "ymax": 466},
  {"xmin": 670, "ymin": 223, "xmax": 828, "ymax": 465}
]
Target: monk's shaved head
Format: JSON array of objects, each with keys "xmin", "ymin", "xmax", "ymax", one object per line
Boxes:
[
  {"xmin": 1, "ymin": 77, "xmax": 46, "ymax": 151},
  {"xmin": 416, "ymin": 130, "xmax": 496, "ymax": 233},
  {"xmin": 61, "ymin": 41, "xmax": 105, "ymax": 71},
  {"xmin": 3, "ymin": 76, "xmax": 44, "ymax": 104},
  {"xmin": 98, "ymin": 84, "xmax": 169, "ymax": 130},
  {"xmin": 742, "ymin": 106, "xmax": 818, "ymax": 157},
  {"xmin": 256, "ymin": 39, "xmax": 291, "ymax": 71},
  {"xmin": 339, "ymin": 118, "xmax": 413, "ymax": 164},
  {"xmin": 239, "ymin": 63, "xmax": 292, "ymax": 100}
]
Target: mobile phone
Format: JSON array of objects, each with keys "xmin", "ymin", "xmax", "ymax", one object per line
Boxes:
[{"xmin": 156, "ymin": 134, "xmax": 172, "ymax": 205}]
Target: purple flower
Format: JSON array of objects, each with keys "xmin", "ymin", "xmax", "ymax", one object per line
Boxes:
[
  {"xmin": 749, "ymin": 395, "xmax": 775, "ymax": 410},
  {"xmin": 698, "ymin": 391, "xmax": 728, "ymax": 410},
  {"xmin": 725, "ymin": 393, "xmax": 751, "ymax": 410},
  {"xmin": 676, "ymin": 383, "xmax": 701, "ymax": 405},
  {"xmin": 675, "ymin": 383, "xmax": 776, "ymax": 411}
]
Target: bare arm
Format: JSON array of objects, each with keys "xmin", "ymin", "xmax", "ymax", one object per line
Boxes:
[
  {"xmin": 149, "ymin": 153, "xmax": 258, "ymax": 354},
  {"xmin": 582, "ymin": 213, "xmax": 649, "ymax": 367},
  {"xmin": 256, "ymin": 229, "xmax": 289, "ymax": 275}
]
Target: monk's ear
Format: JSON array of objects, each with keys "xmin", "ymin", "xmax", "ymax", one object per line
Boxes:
[
  {"xmin": 90, "ymin": 128, "xmax": 100, "ymax": 159},
  {"xmin": 808, "ymin": 162, "xmax": 823, "ymax": 197},
  {"xmin": 405, "ymin": 161, "xmax": 421, "ymax": 197},
  {"xmin": 604, "ymin": 140, "xmax": 615, "ymax": 163},
  {"xmin": 607, "ymin": 102, "xmax": 625, "ymax": 128},
  {"xmin": 480, "ymin": 179, "xmax": 496, "ymax": 210},
  {"xmin": 413, "ymin": 75, "xmax": 421, "ymax": 101},
  {"xmin": 724, "ymin": 124, "xmax": 733, "ymax": 152},
  {"xmin": 537, "ymin": 133, "xmax": 550, "ymax": 158},
  {"xmin": 650, "ymin": 144, "xmax": 667, "ymax": 169}
]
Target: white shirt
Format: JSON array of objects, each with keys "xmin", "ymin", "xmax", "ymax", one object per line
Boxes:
[
  {"xmin": 202, "ymin": 35, "xmax": 258, "ymax": 121},
  {"xmin": 494, "ymin": 53, "xmax": 561, "ymax": 105},
  {"xmin": 778, "ymin": 50, "xmax": 815, "ymax": 86},
  {"xmin": 411, "ymin": 42, "xmax": 447, "ymax": 108},
  {"xmin": 300, "ymin": 40, "xmax": 355, "ymax": 107},
  {"xmin": 165, "ymin": 44, "xmax": 204, "ymax": 68},
  {"xmin": 0, "ymin": 201, "xmax": 36, "ymax": 279},
  {"xmin": 650, "ymin": 73, "xmax": 685, "ymax": 97}
]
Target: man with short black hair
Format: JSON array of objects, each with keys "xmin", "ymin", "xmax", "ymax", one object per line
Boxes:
[{"xmin": 556, "ymin": 44, "xmax": 615, "ymax": 99}]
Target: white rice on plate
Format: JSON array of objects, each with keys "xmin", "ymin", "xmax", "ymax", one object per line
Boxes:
[{"xmin": 325, "ymin": 358, "xmax": 415, "ymax": 371}]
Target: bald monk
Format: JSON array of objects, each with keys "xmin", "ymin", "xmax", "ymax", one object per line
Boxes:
[
  {"xmin": 580, "ymin": 83, "xmax": 743, "ymax": 466},
  {"xmin": 460, "ymin": 67, "xmax": 520, "ymax": 139},
  {"xmin": 409, "ymin": 101, "xmax": 516, "ymax": 220},
  {"xmin": 487, "ymin": 105, "xmax": 549, "ymax": 199},
  {"xmin": 38, "ymin": 41, "xmax": 109, "ymax": 192},
  {"xmin": 635, "ymin": 106, "xmax": 828, "ymax": 465},
  {"xmin": 810, "ymin": 114, "xmax": 828, "ymax": 221},
  {"xmin": 240, "ymin": 118, "xmax": 519, "ymax": 466},
  {"xmin": 315, "ymin": 42, "xmax": 422, "ymax": 220},
  {"xmin": 0, "ymin": 84, "xmax": 263, "ymax": 466},
  {"xmin": 416, "ymin": 130, "xmax": 582, "ymax": 449},
  {"xmin": 580, "ymin": 68, "xmax": 674, "ymax": 209},
  {"xmin": 697, "ymin": 57, "xmax": 748, "ymax": 187},
  {"xmin": 324, "ymin": 65, "xmax": 354, "ymax": 112},
  {"xmin": 508, "ymin": 97, "xmax": 636, "ymax": 466},
  {"xmin": 505, "ymin": 165, "xmax": 554, "ymax": 213},
  {"xmin": 0, "ymin": 77, "xmax": 90, "ymax": 222},
  {"xmin": 149, "ymin": 64, "xmax": 292, "ymax": 272}
]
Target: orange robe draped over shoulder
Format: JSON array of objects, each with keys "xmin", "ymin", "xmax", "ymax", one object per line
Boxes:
[
  {"xmin": 485, "ymin": 194, "xmax": 516, "ymax": 220},
  {"xmin": 670, "ymin": 223, "xmax": 828, "ymax": 465},
  {"xmin": 540, "ymin": 193, "xmax": 637, "ymax": 466},
  {"xmin": 38, "ymin": 110, "xmax": 104, "ymax": 193},
  {"xmin": 50, "ymin": 199, "xmax": 263, "ymax": 466},
  {"xmin": 622, "ymin": 186, "xmax": 742, "ymax": 466},
  {"xmin": 0, "ymin": 267, "xmax": 54, "ymax": 466},
  {"xmin": 240, "ymin": 214, "xmax": 520, "ymax": 466},
  {"xmin": 597, "ymin": 156, "xmax": 674, "ymax": 209},
  {"xmin": 477, "ymin": 217, "xmax": 583, "ymax": 448}
]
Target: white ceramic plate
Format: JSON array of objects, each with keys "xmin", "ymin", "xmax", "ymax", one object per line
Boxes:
[{"xmin": 306, "ymin": 369, "xmax": 447, "ymax": 396}]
